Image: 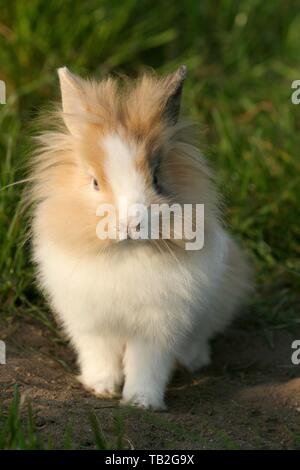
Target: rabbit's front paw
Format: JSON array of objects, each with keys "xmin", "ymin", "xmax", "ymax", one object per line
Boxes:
[
  {"xmin": 182, "ymin": 350, "xmax": 211, "ymax": 372},
  {"xmin": 121, "ymin": 389, "xmax": 167, "ymax": 411},
  {"xmin": 79, "ymin": 372, "xmax": 123, "ymax": 398},
  {"xmin": 178, "ymin": 339, "xmax": 211, "ymax": 373}
]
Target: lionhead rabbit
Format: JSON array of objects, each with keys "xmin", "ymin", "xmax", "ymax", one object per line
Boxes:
[{"xmin": 29, "ymin": 65, "xmax": 252, "ymax": 410}]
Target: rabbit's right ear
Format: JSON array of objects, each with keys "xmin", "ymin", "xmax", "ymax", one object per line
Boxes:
[
  {"xmin": 163, "ymin": 65, "xmax": 187, "ymax": 125},
  {"xmin": 58, "ymin": 67, "xmax": 87, "ymax": 137}
]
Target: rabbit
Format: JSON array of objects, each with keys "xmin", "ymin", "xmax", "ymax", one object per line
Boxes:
[{"xmin": 29, "ymin": 65, "xmax": 253, "ymax": 410}]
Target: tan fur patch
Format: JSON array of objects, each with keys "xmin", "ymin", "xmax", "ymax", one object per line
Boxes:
[{"xmin": 28, "ymin": 70, "xmax": 219, "ymax": 256}]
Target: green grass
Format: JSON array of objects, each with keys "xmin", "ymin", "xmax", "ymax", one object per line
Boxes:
[
  {"xmin": 0, "ymin": 386, "xmax": 125, "ymax": 449},
  {"xmin": 122, "ymin": 406, "xmax": 240, "ymax": 449},
  {"xmin": 0, "ymin": 386, "xmax": 53, "ymax": 449},
  {"xmin": 0, "ymin": 0, "xmax": 299, "ymax": 450},
  {"xmin": 1, "ymin": 388, "xmax": 39, "ymax": 449},
  {"xmin": 0, "ymin": 0, "xmax": 299, "ymax": 328}
]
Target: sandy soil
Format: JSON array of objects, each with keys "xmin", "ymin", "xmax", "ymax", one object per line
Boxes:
[{"xmin": 1, "ymin": 316, "xmax": 300, "ymax": 449}]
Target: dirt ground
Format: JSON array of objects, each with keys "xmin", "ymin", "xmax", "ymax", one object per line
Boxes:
[{"xmin": 1, "ymin": 315, "xmax": 300, "ymax": 449}]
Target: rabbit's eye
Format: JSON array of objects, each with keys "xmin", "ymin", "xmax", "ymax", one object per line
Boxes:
[
  {"xmin": 92, "ymin": 177, "xmax": 99, "ymax": 191},
  {"xmin": 152, "ymin": 167, "xmax": 162, "ymax": 193}
]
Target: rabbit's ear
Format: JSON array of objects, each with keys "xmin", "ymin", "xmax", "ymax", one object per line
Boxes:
[
  {"xmin": 163, "ymin": 65, "xmax": 187, "ymax": 125},
  {"xmin": 58, "ymin": 67, "xmax": 87, "ymax": 137}
]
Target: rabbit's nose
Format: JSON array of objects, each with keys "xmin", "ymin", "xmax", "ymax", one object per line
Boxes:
[
  {"xmin": 127, "ymin": 217, "xmax": 141, "ymax": 240},
  {"xmin": 118, "ymin": 217, "xmax": 141, "ymax": 240}
]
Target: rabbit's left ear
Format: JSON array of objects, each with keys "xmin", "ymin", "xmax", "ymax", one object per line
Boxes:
[
  {"xmin": 163, "ymin": 65, "xmax": 187, "ymax": 125},
  {"xmin": 58, "ymin": 66, "xmax": 87, "ymax": 137}
]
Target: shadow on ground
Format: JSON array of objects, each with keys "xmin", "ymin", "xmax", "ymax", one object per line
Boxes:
[{"xmin": 1, "ymin": 315, "xmax": 300, "ymax": 449}]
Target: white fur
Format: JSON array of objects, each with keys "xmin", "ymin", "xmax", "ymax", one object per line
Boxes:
[
  {"xmin": 102, "ymin": 133, "xmax": 147, "ymax": 237},
  {"xmin": 103, "ymin": 133, "xmax": 146, "ymax": 206},
  {"xmin": 34, "ymin": 220, "xmax": 251, "ymax": 410},
  {"xmin": 32, "ymin": 71, "xmax": 252, "ymax": 410}
]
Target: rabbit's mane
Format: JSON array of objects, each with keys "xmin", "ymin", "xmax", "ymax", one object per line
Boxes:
[
  {"xmin": 29, "ymin": 71, "xmax": 213, "ymax": 202},
  {"xmin": 26, "ymin": 71, "xmax": 219, "ymax": 256}
]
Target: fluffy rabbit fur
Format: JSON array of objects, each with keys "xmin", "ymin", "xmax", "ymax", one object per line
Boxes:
[{"xmin": 29, "ymin": 65, "xmax": 252, "ymax": 410}]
